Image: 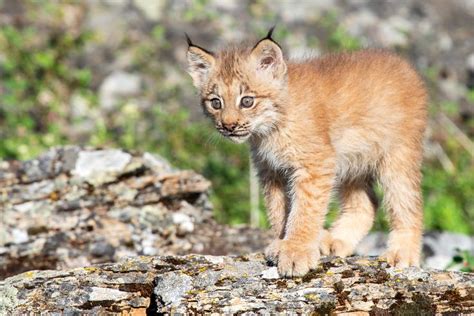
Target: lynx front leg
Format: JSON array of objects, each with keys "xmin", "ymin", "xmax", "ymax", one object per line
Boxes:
[
  {"xmin": 261, "ymin": 173, "xmax": 287, "ymax": 240},
  {"xmin": 257, "ymin": 168, "xmax": 288, "ymax": 266},
  {"xmin": 273, "ymin": 158, "xmax": 335, "ymax": 277}
]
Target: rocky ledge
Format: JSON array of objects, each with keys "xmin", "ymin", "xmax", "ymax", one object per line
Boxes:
[
  {"xmin": 0, "ymin": 146, "xmax": 269, "ymax": 279},
  {"xmin": 1, "ymin": 254, "xmax": 473, "ymax": 315}
]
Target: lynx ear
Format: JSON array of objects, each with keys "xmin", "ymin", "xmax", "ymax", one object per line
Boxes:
[
  {"xmin": 250, "ymin": 29, "xmax": 286, "ymax": 79},
  {"xmin": 186, "ymin": 34, "xmax": 215, "ymax": 88}
]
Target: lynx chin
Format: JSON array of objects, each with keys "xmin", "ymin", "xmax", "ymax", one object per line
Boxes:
[{"xmin": 186, "ymin": 28, "xmax": 427, "ymax": 277}]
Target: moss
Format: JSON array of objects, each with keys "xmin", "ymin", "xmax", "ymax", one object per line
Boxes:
[
  {"xmin": 440, "ymin": 289, "xmax": 462, "ymax": 303},
  {"xmin": 311, "ymin": 301, "xmax": 336, "ymax": 315},
  {"xmin": 163, "ymin": 257, "xmax": 188, "ymax": 266},
  {"xmin": 214, "ymin": 276, "xmax": 236, "ymax": 287},
  {"xmin": 390, "ymin": 293, "xmax": 435, "ymax": 316},
  {"xmin": 302, "ymin": 267, "xmax": 325, "ymax": 283},
  {"xmin": 334, "ymin": 281, "xmax": 344, "ymax": 293},
  {"xmin": 341, "ymin": 269, "xmax": 355, "ymax": 278},
  {"xmin": 374, "ymin": 270, "xmax": 390, "ymax": 283},
  {"xmin": 236, "ymin": 255, "xmax": 250, "ymax": 262}
]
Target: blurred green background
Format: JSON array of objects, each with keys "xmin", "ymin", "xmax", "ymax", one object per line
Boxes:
[{"xmin": 0, "ymin": 0, "xmax": 472, "ymax": 233}]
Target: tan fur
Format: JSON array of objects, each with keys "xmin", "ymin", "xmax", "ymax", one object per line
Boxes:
[{"xmin": 187, "ymin": 35, "xmax": 427, "ymax": 277}]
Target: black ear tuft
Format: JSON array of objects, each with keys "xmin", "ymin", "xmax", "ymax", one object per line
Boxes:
[
  {"xmin": 252, "ymin": 25, "xmax": 281, "ymax": 51},
  {"xmin": 265, "ymin": 26, "xmax": 276, "ymax": 40},
  {"xmin": 185, "ymin": 33, "xmax": 193, "ymax": 47},
  {"xmin": 185, "ymin": 33, "xmax": 215, "ymax": 56}
]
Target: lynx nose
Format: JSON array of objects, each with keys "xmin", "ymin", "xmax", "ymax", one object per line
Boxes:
[{"xmin": 222, "ymin": 122, "xmax": 238, "ymax": 132}]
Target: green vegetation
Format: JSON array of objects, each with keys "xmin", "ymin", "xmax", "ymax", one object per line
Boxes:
[
  {"xmin": 0, "ymin": 1, "xmax": 472, "ymax": 233},
  {"xmin": 0, "ymin": 22, "xmax": 92, "ymax": 159},
  {"xmin": 320, "ymin": 11, "xmax": 362, "ymax": 51},
  {"xmin": 447, "ymin": 249, "xmax": 474, "ymax": 272}
]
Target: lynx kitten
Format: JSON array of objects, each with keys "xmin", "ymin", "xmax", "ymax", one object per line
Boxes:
[{"xmin": 186, "ymin": 28, "xmax": 427, "ymax": 277}]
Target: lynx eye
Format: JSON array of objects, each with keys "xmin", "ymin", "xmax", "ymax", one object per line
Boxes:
[
  {"xmin": 240, "ymin": 96, "xmax": 254, "ymax": 108},
  {"xmin": 210, "ymin": 98, "xmax": 222, "ymax": 110}
]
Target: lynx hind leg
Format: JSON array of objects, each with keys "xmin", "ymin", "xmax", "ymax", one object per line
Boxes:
[
  {"xmin": 379, "ymin": 152, "xmax": 424, "ymax": 268},
  {"xmin": 320, "ymin": 182, "xmax": 377, "ymax": 257}
]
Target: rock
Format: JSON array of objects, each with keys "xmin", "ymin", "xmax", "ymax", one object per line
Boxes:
[
  {"xmin": 275, "ymin": 0, "xmax": 335, "ymax": 22},
  {"xmin": 153, "ymin": 272, "xmax": 192, "ymax": 307},
  {"xmin": 376, "ymin": 19, "xmax": 409, "ymax": 47},
  {"xmin": 72, "ymin": 149, "xmax": 132, "ymax": 185},
  {"xmin": 467, "ymin": 53, "xmax": 474, "ymax": 89},
  {"xmin": 467, "ymin": 53, "xmax": 474, "ymax": 71},
  {"xmin": 355, "ymin": 232, "xmax": 386, "ymax": 257},
  {"xmin": 98, "ymin": 71, "xmax": 141, "ymax": 110},
  {"xmin": 438, "ymin": 76, "xmax": 467, "ymax": 101},
  {"xmin": 356, "ymin": 232, "xmax": 474, "ymax": 270},
  {"xmin": 89, "ymin": 241, "xmax": 115, "ymax": 258},
  {"xmin": 423, "ymin": 232, "xmax": 474, "ymax": 270},
  {"xmin": 88, "ymin": 287, "xmax": 131, "ymax": 302},
  {"xmin": 10, "ymin": 229, "xmax": 28, "ymax": 245},
  {"xmin": 343, "ymin": 10, "xmax": 412, "ymax": 47},
  {"xmin": 102, "ymin": 0, "xmax": 128, "ymax": 7},
  {"xmin": 1, "ymin": 255, "xmax": 472, "ymax": 314},
  {"xmin": 343, "ymin": 9, "xmax": 379, "ymax": 40},
  {"xmin": 133, "ymin": 0, "xmax": 165, "ymax": 21},
  {"xmin": 0, "ymin": 147, "xmax": 270, "ymax": 280},
  {"xmin": 142, "ymin": 152, "xmax": 174, "ymax": 173},
  {"xmin": 172, "ymin": 212, "xmax": 195, "ymax": 236},
  {"xmin": 261, "ymin": 267, "xmax": 279, "ymax": 279}
]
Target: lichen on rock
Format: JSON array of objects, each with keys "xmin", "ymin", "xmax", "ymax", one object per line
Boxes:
[
  {"xmin": 1, "ymin": 254, "xmax": 473, "ymax": 314},
  {"xmin": 0, "ymin": 146, "xmax": 270, "ymax": 280}
]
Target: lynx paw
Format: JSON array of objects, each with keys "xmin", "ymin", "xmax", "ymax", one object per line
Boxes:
[
  {"xmin": 265, "ymin": 239, "xmax": 319, "ymax": 277},
  {"xmin": 382, "ymin": 248, "xmax": 420, "ymax": 268},
  {"xmin": 319, "ymin": 230, "xmax": 354, "ymax": 257},
  {"xmin": 264, "ymin": 239, "xmax": 280, "ymax": 267}
]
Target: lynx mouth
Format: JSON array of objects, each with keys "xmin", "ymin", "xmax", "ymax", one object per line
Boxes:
[{"xmin": 227, "ymin": 132, "xmax": 251, "ymax": 143}]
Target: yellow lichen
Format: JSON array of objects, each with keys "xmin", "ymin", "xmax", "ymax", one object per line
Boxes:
[
  {"xmin": 198, "ymin": 266, "xmax": 208, "ymax": 273},
  {"xmin": 304, "ymin": 293, "xmax": 320, "ymax": 301},
  {"xmin": 24, "ymin": 271, "xmax": 35, "ymax": 278},
  {"xmin": 268, "ymin": 293, "xmax": 282, "ymax": 300}
]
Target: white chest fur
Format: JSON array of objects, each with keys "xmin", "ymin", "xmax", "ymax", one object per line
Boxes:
[{"xmin": 253, "ymin": 138, "xmax": 290, "ymax": 172}]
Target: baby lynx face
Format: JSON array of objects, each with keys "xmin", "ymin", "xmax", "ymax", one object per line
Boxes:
[
  {"xmin": 186, "ymin": 28, "xmax": 427, "ymax": 278},
  {"xmin": 186, "ymin": 29, "xmax": 286, "ymax": 143}
]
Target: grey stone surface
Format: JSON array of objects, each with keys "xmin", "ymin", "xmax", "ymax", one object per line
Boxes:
[
  {"xmin": 72, "ymin": 149, "xmax": 132, "ymax": 185},
  {"xmin": 356, "ymin": 232, "xmax": 474, "ymax": 270},
  {"xmin": 98, "ymin": 71, "xmax": 142, "ymax": 110},
  {"xmin": 1, "ymin": 254, "xmax": 472, "ymax": 314},
  {"xmin": 154, "ymin": 272, "xmax": 192, "ymax": 306},
  {"xmin": 133, "ymin": 0, "xmax": 166, "ymax": 21},
  {"xmin": 88, "ymin": 286, "xmax": 131, "ymax": 302},
  {"xmin": 0, "ymin": 146, "xmax": 270, "ymax": 280}
]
